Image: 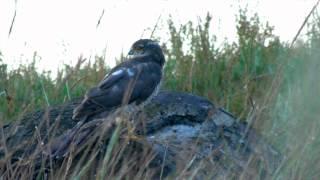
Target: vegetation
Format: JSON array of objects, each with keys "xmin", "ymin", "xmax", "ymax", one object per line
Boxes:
[{"xmin": 0, "ymin": 7, "xmax": 320, "ymax": 179}]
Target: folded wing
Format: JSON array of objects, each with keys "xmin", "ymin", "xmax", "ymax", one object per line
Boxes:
[{"xmin": 72, "ymin": 62, "xmax": 162, "ymax": 120}]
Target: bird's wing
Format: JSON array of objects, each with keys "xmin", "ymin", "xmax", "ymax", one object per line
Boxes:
[
  {"xmin": 73, "ymin": 61, "xmax": 161, "ymax": 120},
  {"xmin": 97, "ymin": 67, "xmax": 126, "ymax": 89},
  {"xmin": 86, "ymin": 66, "xmax": 133, "ymax": 107}
]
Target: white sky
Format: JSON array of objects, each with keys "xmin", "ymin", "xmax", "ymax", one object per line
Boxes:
[{"xmin": 0, "ymin": 0, "xmax": 317, "ymax": 74}]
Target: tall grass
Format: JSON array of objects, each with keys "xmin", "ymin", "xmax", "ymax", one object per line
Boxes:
[
  {"xmin": 164, "ymin": 10, "xmax": 282, "ymax": 119},
  {"xmin": 1, "ymin": 7, "xmax": 320, "ymax": 179},
  {"xmin": 264, "ymin": 21, "xmax": 320, "ymax": 179},
  {"xmin": 0, "ymin": 54, "xmax": 109, "ymax": 122}
]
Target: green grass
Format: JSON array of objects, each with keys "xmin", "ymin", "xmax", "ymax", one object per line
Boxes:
[{"xmin": 1, "ymin": 7, "xmax": 320, "ymax": 179}]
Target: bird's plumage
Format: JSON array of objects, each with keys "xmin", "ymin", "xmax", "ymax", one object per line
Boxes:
[{"xmin": 72, "ymin": 39, "xmax": 165, "ymax": 120}]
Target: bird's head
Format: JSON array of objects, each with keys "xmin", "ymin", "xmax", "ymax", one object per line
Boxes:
[{"xmin": 128, "ymin": 39, "xmax": 165, "ymax": 66}]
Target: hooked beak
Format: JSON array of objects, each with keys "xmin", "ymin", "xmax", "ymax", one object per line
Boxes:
[
  {"xmin": 127, "ymin": 49, "xmax": 134, "ymax": 59},
  {"xmin": 128, "ymin": 49, "xmax": 134, "ymax": 55}
]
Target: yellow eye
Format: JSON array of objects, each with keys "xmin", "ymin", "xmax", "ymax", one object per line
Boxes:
[{"xmin": 135, "ymin": 45, "xmax": 144, "ymax": 50}]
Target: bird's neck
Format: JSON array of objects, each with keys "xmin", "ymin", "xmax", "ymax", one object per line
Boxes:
[{"xmin": 145, "ymin": 50, "xmax": 165, "ymax": 66}]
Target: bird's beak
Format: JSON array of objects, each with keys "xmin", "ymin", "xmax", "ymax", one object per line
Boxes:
[
  {"xmin": 127, "ymin": 49, "xmax": 134, "ymax": 59},
  {"xmin": 128, "ymin": 49, "xmax": 134, "ymax": 55}
]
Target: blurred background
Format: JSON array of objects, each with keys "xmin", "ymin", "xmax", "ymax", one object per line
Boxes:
[
  {"xmin": 0, "ymin": 0, "xmax": 316, "ymax": 70},
  {"xmin": 0, "ymin": 0, "xmax": 320, "ymax": 179}
]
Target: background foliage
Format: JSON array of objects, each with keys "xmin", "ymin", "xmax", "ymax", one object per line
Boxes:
[{"xmin": 0, "ymin": 8, "xmax": 320, "ymax": 179}]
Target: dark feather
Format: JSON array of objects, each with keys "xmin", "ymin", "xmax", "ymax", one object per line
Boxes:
[{"xmin": 72, "ymin": 39, "xmax": 165, "ymax": 120}]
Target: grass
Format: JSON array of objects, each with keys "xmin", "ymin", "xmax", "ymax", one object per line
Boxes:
[{"xmin": 1, "ymin": 6, "xmax": 320, "ymax": 179}]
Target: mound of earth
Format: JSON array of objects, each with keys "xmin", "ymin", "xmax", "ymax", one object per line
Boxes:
[{"xmin": 0, "ymin": 91, "xmax": 281, "ymax": 179}]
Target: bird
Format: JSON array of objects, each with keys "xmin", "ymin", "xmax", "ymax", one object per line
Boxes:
[{"xmin": 72, "ymin": 39, "xmax": 165, "ymax": 120}]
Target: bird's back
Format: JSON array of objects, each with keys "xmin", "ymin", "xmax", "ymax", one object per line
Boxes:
[{"xmin": 72, "ymin": 55, "xmax": 162, "ymax": 120}]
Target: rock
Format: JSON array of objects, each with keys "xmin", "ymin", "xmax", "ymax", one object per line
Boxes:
[{"xmin": 0, "ymin": 91, "xmax": 281, "ymax": 179}]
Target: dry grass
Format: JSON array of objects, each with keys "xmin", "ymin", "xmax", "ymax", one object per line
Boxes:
[{"xmin": 1, "ymin": 4, "xmax": 320, "ymax": 179}]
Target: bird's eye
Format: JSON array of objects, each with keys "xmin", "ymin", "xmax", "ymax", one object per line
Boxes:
[{"xmin": 136, "ymin": 45, "xmax": 144, "ymax": 50}]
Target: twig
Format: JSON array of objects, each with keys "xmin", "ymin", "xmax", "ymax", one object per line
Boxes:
[
  {"xmin": 159, "ymin": 143, "xmax": 168, "ymax": 180},
  {"xmin": 96, "ymin": 9, "xmax": 105, "ymax": 29},
  {"xmin": 290, "ymin": 0, "xmax": 320, "ymax": 48},
  {"xmin": 8, "ymin": 0, "xmax": 18, "ymax": 37},
  {"xmin": 150, "ymin": 14, "xmax": 162, "ymax": 39},
  {"xmin": 40, "ymin": 79, "xmax": 50, "ymax": 106},
  {"xmin": 98, "ymin": 121, "xmax": 121, "ymax": 180}
]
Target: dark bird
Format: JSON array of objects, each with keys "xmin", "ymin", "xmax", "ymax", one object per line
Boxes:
[{"xmin": 72, "ymin": 39, "xmax": 165, "ymax": 120}]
